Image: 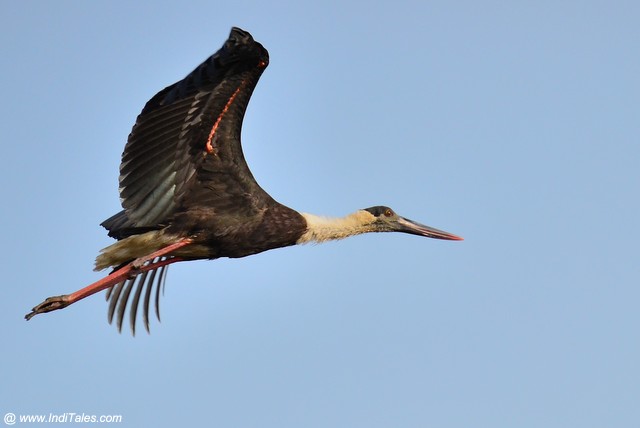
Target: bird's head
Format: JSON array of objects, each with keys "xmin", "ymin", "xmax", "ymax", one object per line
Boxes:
[{"xmin": 361, "ymin": 206, "xmax": 463, "ymax": 241}]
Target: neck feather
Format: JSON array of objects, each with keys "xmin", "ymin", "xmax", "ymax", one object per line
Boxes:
[{"xmin": 297, "ymin": 211, "xmax": 377, "ymax": 244}]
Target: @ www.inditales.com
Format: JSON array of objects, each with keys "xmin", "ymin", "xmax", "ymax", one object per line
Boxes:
[{"xmin": 4, "ymin": 412, "xmax": 122, "ymax": 425}]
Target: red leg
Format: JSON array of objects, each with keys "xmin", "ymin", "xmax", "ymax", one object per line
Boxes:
[{"xmin": 25, "ymin": 238, "xmax": 192, "ymax": 321}]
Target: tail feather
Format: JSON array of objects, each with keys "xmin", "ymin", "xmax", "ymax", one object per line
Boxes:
[
  {"xmin": 95, "ymin": 230, "xmax": 176, "ymax": 271},
  {"xmin": 101, "ymin": 210, "xmax": 164, "ymax": 240}
]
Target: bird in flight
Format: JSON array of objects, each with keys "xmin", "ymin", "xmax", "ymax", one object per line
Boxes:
[{"xmin": 26, "ymin": 27, "xmax": 462, "ymax": 334}]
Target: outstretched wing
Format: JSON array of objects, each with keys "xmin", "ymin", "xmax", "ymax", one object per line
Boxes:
[
  {"xmin": 103, "ymin": 27, "xmax": 272, "ymax": 239},
  {"xmin": 100, "ymin": 28, "xmax": 274, "ymax": 334}
]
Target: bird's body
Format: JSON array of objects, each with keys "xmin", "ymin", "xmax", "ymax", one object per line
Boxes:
[{"xmin": 26, "ymin": 28, "xmax": 462, "ymax": 334}]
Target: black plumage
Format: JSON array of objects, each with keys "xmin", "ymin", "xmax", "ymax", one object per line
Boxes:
[
  {"xmin": 101, "ymin": 27, "xmax": 306, "ymax": 332},
  {"xmin": 26, "ymin": 27, "xmax": 462, "ymax": 334},
  {"xmin": 104, "ymin": 27, "xmax": 291, "ymax": 240}
]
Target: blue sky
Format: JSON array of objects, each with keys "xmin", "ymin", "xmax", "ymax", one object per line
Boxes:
[{"xmin": 2, "ymin": 1, "xmax": 639, "ymax": 427}]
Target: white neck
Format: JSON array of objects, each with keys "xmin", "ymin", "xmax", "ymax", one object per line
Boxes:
[{"xmin": 297, "ymin": 211, "xmax": 377, "ymax": 244}]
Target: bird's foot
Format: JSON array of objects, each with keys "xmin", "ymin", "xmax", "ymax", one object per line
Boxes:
[{"xmin": 25, "ymin": 295, "xmax": 71, "ymax": 321}]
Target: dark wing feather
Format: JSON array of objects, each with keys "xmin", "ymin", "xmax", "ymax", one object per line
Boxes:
[
  {"xmin": 100, "ymin": 28, "xmax": 275, "ymax": 334},
  {"xmin": 102, "ymin": 28, "xmax": 273, "ymax": 334},
  {"xmin": 106, "ymin": 257, "xmax": 170, "ymax": 335},
  {"xmin": 103, "ymin": 27, "xmax": 273, "ymax": 238}
]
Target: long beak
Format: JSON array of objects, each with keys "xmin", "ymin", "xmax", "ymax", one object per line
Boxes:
[{"xmin": 396, "ymin": 217, "xmax": 463, "ymax": 241}]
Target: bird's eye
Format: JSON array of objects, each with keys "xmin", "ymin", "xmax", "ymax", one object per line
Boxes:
[{"xmin": 384, "ymin": 208, "xmax": 393, "ymax": 217}]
